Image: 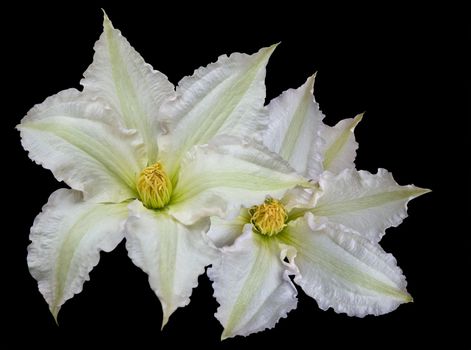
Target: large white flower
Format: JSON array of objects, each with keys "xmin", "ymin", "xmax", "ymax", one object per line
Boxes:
[
  {"xmin": 18, "ymin": 15, "xmax": 310, "ymax": 324},
  {"xmin": 208, "ymin": 75, "xmax": 430, "ymax": 339}
]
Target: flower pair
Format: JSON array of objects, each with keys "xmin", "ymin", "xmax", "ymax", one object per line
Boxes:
[{"xmin": 19, "ymin": 14, "xmax": 428, "ymax": 339}]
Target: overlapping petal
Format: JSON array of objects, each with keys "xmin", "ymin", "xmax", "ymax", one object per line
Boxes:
[
  {"xmin": 27, "ymin": 189, "xmax": 128, "ymax": 320},
  {"xmin": 125, "ymin": 201, "xmax": 217, "ymax": 327},
  {"xmin": 169, "ymin": 136, "xmax": 312, "ymax": 225},
  {"xmin": 281, "ymin": 214, "xmax": 411, "ymax": 317},
  {"xmin": 207, "ymin": 210, "xmax": 250, "ymax": 248},
  {"xmin": 208, "ymin": 227, "xmax": 297, "ymax": 339},
  {"xmin": 158, "ymin": 46, "xmax": 276, "ymax": 178}
]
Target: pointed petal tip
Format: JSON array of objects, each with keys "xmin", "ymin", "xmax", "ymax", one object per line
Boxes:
[
  {"xmin": 305, "ymin": 72, "xmax": 317, "ymax": 90},
  {"xmin": 160, "ymin": 317, "xmax": 169, "ymax": 331},
  {"xmin": 414, "ymin": 187, "xmax": 432, "ymax": 197},
  {"xmin": 51, "ymin": 306, "xmax": 60, "ymax": 325},
  {"xmin": 160, "ymin": 307, "xmax": 171, "ymax": 330},
  {"xmin": 220, "ymin": 331, "xmax": 232, "ymax": 341},
  {"xmin": 353, "ymin": 112, "xmax": 365, "ymax": 124},
  {"xmin": 259, "ymin": 42, "xmax": 280, "ymax": 57},
  {"xmin": 102, "ymin": 9, "xmax": 113, "ymax": 29}
]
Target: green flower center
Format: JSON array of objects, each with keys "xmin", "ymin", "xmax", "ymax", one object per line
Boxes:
[{"xmin": 137, "ymin": 162, "xmax": 172, "ymax": 209}]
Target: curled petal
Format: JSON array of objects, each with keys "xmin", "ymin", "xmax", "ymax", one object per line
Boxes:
[{"xmin": 207, "ymin": 210, "xmax": 250, "ymax": 248}]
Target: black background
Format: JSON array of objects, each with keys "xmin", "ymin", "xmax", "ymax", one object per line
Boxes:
[{"xmin": 3, "ymin": 2, "xmax": 468, "ymax": 348}]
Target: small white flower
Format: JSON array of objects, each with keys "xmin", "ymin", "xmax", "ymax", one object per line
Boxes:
[
  {"xmin": 18, "ymin": 15, "xmax": 309, "ymax": 324},
  {"xmin": 208, "ymin": 75, "xmax": 430, "ymax": 339}
]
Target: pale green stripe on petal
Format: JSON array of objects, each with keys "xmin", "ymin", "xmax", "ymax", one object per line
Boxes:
[
  {"xmin": 264, "ymin": 74, "xmax": 325, "ymax": 179},
  {"xmin": 82, "ymin": 14, "xmax": 174, "ymax": 163},
  {"xmin": 169, "ymin": 136, "xmax": 311, "ymax": 225},
  {"xmin": 125, "ymin": 201, "xmax": 217, "ymax": 327},
  {"xmin": 208, "ymin": 228, "xmax": 297, "ymax": 339},
  {"xmin": 27, "ymin": 189, "xmax": 128, "ymax": 320},
  {"xmin": 18, "ymin": 89, "xmax": 145, "ymax": 203},
  {"xmin": 313, "ymin": 169, "xmax": 430, "ymax": 242},
  {"xmin": 158, "ymin": 45, "xmax": 276, "ymax": 178},
  {"xmin": 322, "ymin": 113, "xmax": 363, "ymax": 173},
  {"xmin": 313, "ymin": 189, "xmax": 429, "ymax": 217},
  {"xmin": 281, "ymin": 214, "xmax": 411, "ymax": 317}
]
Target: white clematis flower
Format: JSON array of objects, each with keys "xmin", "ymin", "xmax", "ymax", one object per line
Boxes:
[
  {"xmin": 18, "ymin": 15, "xmax": 310, "ymax": 324},
  {"xmin": 208, "ymin": 75, "xmax": 430, "ymax": 339}
]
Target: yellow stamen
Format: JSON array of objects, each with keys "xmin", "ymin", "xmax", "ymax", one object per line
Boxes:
[
  {"xmin": 136, "ymin": 162, "xmax": 172, "ymax": 209},
  {"xmin": 249, "ymin": 198, "xmax": 287, "ymax": 237}
]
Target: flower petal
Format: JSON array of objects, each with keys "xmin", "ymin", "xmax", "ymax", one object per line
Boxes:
[
  {"xmin": 158, "ymin": 45, "xmax": 276, "ymax": 178},
  {"xmin": 321, "ymin": 114, "xmax": 363, "ymax": 173},
  {"xmin": 18, "ymin": 89, "xmax": 146, "ymax": 203},
  {"xmin": 207, "ymin": 210, "xmax": 250, "ymax": 248},
  {"xmin": 281, "ymin": 214, "xmax": 411, "ymax": 317},
  {"xmin": 169, "ymin": 136, "xmax": 311, "ymax": 225},
  {"xmin": 81, "ymin": 14, "xmax": 174, "ymax": 163},
  {"xmin": 27, "ymin": 189, "xmax": 128, "ymax": 320},
  {"xmin": 208, "ymin": 227, "xmax": 297, "ymax": 339},
  {"xmin": 264, "ymin": 75, "xmax": 325, "ymax": 179},
  {"xmin": 313, "ymin": 169, "xmax": 430, "ymax": 242},
  {"xmin": 125, "ymin": 200, "xmax": 217, "ymax": 327}
]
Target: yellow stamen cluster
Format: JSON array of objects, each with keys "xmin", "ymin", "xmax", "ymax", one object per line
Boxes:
[
  {"xmin": 136, "ymin": 162, "xmax": 172, "ymax": 209},
  {"xmin": 249, "ymin": 198, "xmax": 288, "ymax": 237}
]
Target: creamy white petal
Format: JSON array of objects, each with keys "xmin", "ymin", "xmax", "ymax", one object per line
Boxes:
[
  {"xmin": 27, "ymin": 189, "xmax": 128, "ymax": 320},
  {"xmin": 208, "ymin": 227, "xmax": 297, "ymax": 339},
  {"xmin": 81, "ymin": 14, "xmax": 174, "ymax": 163},
  {"xmin": 281, "ymin": 214, "xmax": 411, "ymax": 317},
  {"xmin": 207, "ymin": 210, "xmax": 250, "ymax": 248},
  {"xmin": 158, "ymin": 46, "xmax": 276, "ymax": 178},
  {"xmin": 282, "ymin": 186, "xmax": 320, "ymax": 213},
  {"xmin": 264, "ymin": 75, "xmax": 325, "ymax": 179},
  {"xmin": 169, "ymin": 136, "xmax": 311, "ymax": 225},
  {"xmin": 313, "ymin": 169, "xmax": 430, "ymax": 242},
  {"xmin": 321, "ymin": 114, "xmax": 362, "ymax": 173},
  {"xmin": 125, "ymin": 200, "xmax": 217, "ymax": 327},
  {"xmin": 18, "ymin": 89, "xmax": 146, "ymax": 203}
]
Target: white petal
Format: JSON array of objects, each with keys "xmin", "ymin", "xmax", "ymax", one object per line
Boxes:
[
  {"xmin": 158, "ymin": 45, "xmax": 276, "ymax": 178},
  {"xmin": 169, "ymin": 136, "xmax": 311, "ymax": 225},
  {"xmin": 27, "ymin": 189, "xmax": 128, "ymax": 320},
  {"xmin": 125, "ymin": 200, "xmax": 217, "ymax": 327},
  {"xmin": 264, "ymin": 75, "xmax": 325, "ymax": 179},
  {"xmin": 207, "ymin": 210, "xmax": 250, "ymax": 248},
  {"xmin": 18, "ymin": 89, "xmax": 146, "ymax": 203},
  {"xmin": 313, "ymin": 169, "xmax": 430, "ymax": 242},
  {"xmin": 281, "ymin": 214, "xmax": 411, "ymax": 317},
  {"xmin": 208, "ymin": 227, "xmax": 297, "ymax": 339},
  {"xmin": 282, "ymin": 186, "xmax": 319, "ymax": 213},
  {"xmin": 321, "ymin": 114, "xmax": 363, "ymax": 173},
  {"xmin": 81, "ymin": 14, "xmax": 174, "ymax": 163}
]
